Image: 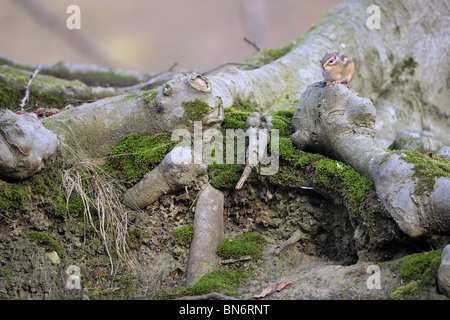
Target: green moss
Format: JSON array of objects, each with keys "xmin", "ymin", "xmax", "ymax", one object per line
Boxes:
[
  {"xmin": 231, "ymin": 101, "xmax": 255, "ymax": 112},
  {"xmin": 389, "ymin": 248, "xmax": 442, "ymax": 299},
  {"xmin": 157, "ymin": 269, "xmax": 250, "ymax": 299},
  {"xmin": 390, "ymin": 56, "xmax": 418, "ymax": 85},
  {"xmin": 0, "ymin": 168, "xmax": 71, "ymax": 221},
  {"xmin": 182, "ymin": 98, "xmax": 211, "ymax": 123},
  {"xmin": 389, "ymin": 280, "xmax": 423, "ymax": 300},
  {"xmin": 106, "ymin": 132, "xmax": 176, "ymax": 184},
  {"xmin": 0, "ymin": 181, "xmax": 29, "ymax": 214},
  {"xmin": 217, "ymin": 233, "xmax": 266, "ymax": 260},
  {"xmin": 212, "ymin": 106, "xmax": 323, "ymax": 189},
  {"xmin": 209, "ymin": 163, "xmax": 244, "ymax": 189},
  {"xmin": 392, "ymin": 249, "xmax": 442, "ymax": 284},
  {"xmin": 82, "ymin": 273, "xmax": 137, "ymax": 300},
  {"xmin": 273, "ymin": 136, "xmax": 323, "ymax": 168},
  {"xmin": 246, "ymin": 44, "xmax": 295, "ymax": 66},
  {"xmin": 223, "ymin": 107, "xmax": 250, "ymax": 130},
  {"xmin": 172, "ymin": 224, "xmax": 194, "ymax": 245},
  {"xmin": 270, "ymin": 109, "xmax": 295, "ymax": 137},
  {"xmin": 313, "ymin": 159, "xmax": 373, "ymax": 215},
  {"xmin": 0, "ymin": 81, "xmax": 21, "ymax": 109},
  {"xmin": 28, "ymin": 231, "xmax": 65, "ymax": 257},
  {"xmin": 0, "ymin": 265, "xmax": 11, "ymax": 278},
  {"xmin": 399, "ymin": 150, "xmax": 450, "ymax": 194}
]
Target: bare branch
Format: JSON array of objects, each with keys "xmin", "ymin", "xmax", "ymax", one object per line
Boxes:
[
  {"xmin": 244, "ymin": 37, "xmax": 261, "ymax": 51},
  {"xmin": 18, "ymin": 64, "xmax": 40, "ymax": 111},
  {"xmin": 202, "ymin": 62, "xmax": 261, "ymax": 76}
]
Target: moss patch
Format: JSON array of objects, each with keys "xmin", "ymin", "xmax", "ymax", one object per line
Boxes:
[
  {"xmin": 400, "ymin": 150, "xmax": 450, "ymax": 194},
  {"xmin": 106, "ymin": 132, "xmax": 176, "ymax": 185},
  {"xmin": 217, "ymin": 232, "xmax": 266, "ymax": 260},
  {"xmin": 182, "ymin": 98, "xmax": 211, "ymax": 124},
  {"xmin": 390, "ymin": 56, "xmax": 418, "ymax": 85},
  {"xmin": 223, "ymin": 108, "xmax": 250, "ymax": 130},
  {"xmin": 209, "ymin": 163, "xmax": 244, "ymax": 189},
  {"xmin": 157, "ymin": 269, "xmax": 250, "ymax": 299},
  {"xmin": 172, "ymin": 224, "xmax": 194, "ymax": 245},
  {"xmin": 389, "ymin": 248, "xmax": 442, "ymax": 299},
  {"xmin": 28, "ymin": 231, "xmax": 65, "ymax": 257},
  {"xmin": 0, "ymin": 81, "xmax": 22, "ymax": 109},
  {"xmin": 313, "ymin": 159, "xmax": 373, "ymax": 215},
  {"xmin": 0, "ymin": 168, "xmax": 68, "ymax": 222}
]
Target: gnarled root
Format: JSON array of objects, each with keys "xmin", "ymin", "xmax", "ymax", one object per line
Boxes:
[
  {"xmin": 186, "ymin": 183, "xmax": 224, "ymax": 286},
  {"xmin": 292, "ymin": 82, "xmax": 450, "ymax": 238},
  {"xmin": 0, "ymin": 109, "xmax": 58, "ymax": 180},
  {"xmin": 124, "ymin": 146, "xmax": 208, "ymax": 209}
]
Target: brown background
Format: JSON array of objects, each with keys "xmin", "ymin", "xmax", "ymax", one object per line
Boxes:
[{"xmin": 0, "ymin": 0, "xmax": 340, "ymax": 73}]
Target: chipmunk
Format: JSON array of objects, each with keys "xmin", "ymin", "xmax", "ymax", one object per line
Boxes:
[{"xmin": 321, "ymin": 52, "xmax": 355, "ymax": 87}]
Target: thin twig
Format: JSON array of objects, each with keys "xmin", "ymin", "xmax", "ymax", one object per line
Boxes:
[
  {"xmin": 18, "ymin": 64, "xmax": 40, "ymax": 110},
  {"xmin": 244, "ymin": 37, "xmax": 261, "ymax": 51},
  {"xmin": 119, "ymin": 62, "xmax": 180, "ymax": 92},
  {"xmin": 175, "ymin": 292, "xmax": 238, "ymax": 300},
  {"xmin": 202, "ymin": 62, "xmax": 261, "ymax": 76}
]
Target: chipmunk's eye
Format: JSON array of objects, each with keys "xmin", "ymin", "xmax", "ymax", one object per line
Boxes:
[{"xmin": 329, "ymin": 59, "xmax": 334, "ymax": 63}]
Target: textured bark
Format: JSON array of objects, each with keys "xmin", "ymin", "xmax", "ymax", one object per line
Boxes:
[
  {"xmin": 186, "ymin": 184, "xmax": 224, "ymax": 286},
  {"xmin": 124, "ymin": 146, "xmax": 208, "ymax": 209},
  {"xmin": 292, "ymin": 82, "xmax": 450, "ymax": 238}
]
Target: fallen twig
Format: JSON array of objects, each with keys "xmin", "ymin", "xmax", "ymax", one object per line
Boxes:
[
  {"xmin": 17, "ymin": 64, "xmax": 40, "ymax": 111},
  {"xmin": 220, "ymin": 255, "xmax": 252, "ymax": 265},
  {"xmin": 175, "ymin": 292, "xmax": 238, "ymax": 300}
]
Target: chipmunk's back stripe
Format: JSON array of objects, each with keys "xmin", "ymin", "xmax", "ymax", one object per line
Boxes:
[{"xmin": 337, "ymin": 52, "xmax": 351, "ymax": 67}]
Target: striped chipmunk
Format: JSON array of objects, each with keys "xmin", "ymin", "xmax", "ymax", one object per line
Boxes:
[{"xmin": 320, "ymin": 52, "xmax": 355, "ymax": 88}]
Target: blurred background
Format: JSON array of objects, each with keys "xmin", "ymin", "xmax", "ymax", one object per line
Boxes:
[{"xmin": 0, "ymin": 0, "xmax": 341, "ymax": 73}]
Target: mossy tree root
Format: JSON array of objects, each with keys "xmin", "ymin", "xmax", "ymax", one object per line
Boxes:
[{"xmin": 292, "ymin": 82, "xmax": 450, "ymax": 238}]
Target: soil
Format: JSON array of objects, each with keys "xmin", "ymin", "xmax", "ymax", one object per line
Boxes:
[{"xmin": 0, "ymin": 176, "xmax": 447, "ymax": 300}]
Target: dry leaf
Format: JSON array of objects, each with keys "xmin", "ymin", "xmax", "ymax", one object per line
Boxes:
[
  {"xmin": 276, "ymin": 281, "xmax": 292, "ymax": 292},
  {"xmin": 45, "ymin": 108, "xmax": 60, "ymax": 117},
  {"xmin": 35, "ymin": 107, "xmax": 45, "ymax": 117},
  {"xmin": 253, "ymin": 285, "xmax": 272, "ymax": 299}
]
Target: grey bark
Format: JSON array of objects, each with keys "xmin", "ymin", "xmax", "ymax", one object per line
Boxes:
[
  {"xmin": 124, "ymin": 146, "xmax": 208, "ymax": 209},
  {"xmin": 438, "ymin": 245, "xmax": 450, "ymax": 297},
  {"xmin": 291, "ymin": 82, "xmax": 450, "ymax": 238},
  {"xmin": 186, "ymin": 184, "xmax": 224, "ymax": 286},
  {"xmin": 0, "ymin": 110, "xmax": 57, "ymax": 180}
]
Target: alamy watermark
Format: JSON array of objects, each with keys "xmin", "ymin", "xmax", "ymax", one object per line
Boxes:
[
  {"xmin": 66, "ymin": 265, "xmax": 81, "ymax": 289},
  {"xmin": 366, "ymin": 5, "xmax": 381, "ymax": 30},
  {"xmin": 170, "ymin": 121, "xmax": 280, "ymax": 176},
  {"xmin": 66, "ymin": 5, "xmax": 81, "ymax": 30},
  {"xmin": 366, "ymin": 265, "xmax": 381, "ymax": 289}
]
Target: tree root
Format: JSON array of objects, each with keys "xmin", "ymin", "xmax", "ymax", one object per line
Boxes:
[
  {"xmin": 186, "ymin": 183, "xmax": 224, "ymax": 286},
  {"xmin": 292, "ymin": 82, "xmax": 450, "ymax": 238},
  {"xmin": 124, "ymin": 146, "xmax": 208, "ymax": 209},
  {"xmin": 274, "ymin": 231, "xmax": 302, "ymax": 256}
]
